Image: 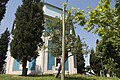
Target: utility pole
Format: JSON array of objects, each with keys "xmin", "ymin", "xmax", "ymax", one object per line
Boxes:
[{"xmin": 61, "ymin": 0, "xmax": 68, "ymax": 80}]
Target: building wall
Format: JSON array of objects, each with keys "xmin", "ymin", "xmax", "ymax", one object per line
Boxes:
[{"xmin": 6, "ymin": 37, "xmax": 77, "ymax": 75}]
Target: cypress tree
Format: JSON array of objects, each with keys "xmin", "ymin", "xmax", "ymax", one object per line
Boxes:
[
  {"xmin": 0, "ymin": 0, "xmax": 9, "ymax": 23},
  {"xmin": 0, "ymin": 28, "xmax": 10, "ymax": 73},
  {"xmin": 10, "ymin": 0, "xmax": 44, "ymax": 76},
  {"xmin": 76, "ymin": 35, "xmax": 85, "ymax": 74},
  {"xmin": 90, "ymin": 48, "xmax": 101, "ymax": 76}
]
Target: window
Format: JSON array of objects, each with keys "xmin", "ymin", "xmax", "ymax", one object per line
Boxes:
[{"xmin": 56, "ymin": 58, "xmax": 61, "ymax": 66}]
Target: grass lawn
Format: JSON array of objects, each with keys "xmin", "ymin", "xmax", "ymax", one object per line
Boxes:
[{"xmin": 0, "ymin": 74, "xmax": 119, "ymax": 80}]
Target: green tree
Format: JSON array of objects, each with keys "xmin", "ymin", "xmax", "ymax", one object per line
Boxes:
[
  {"xmin": 72, "ymin": 0, "xmax": 120, "ymax": 77},
  {"xmin": 0, "ymin": 0, "xmax": 9, "ymax": 23},
  {"xmin": 90, "ymin": 48, "xmax": 101, "ymax": 76},
  {"xmin": 96, "ymin": 39, "xmax": 118, "ymax": 77},
  {"xmin": 76, "ymin": 35, "xmax": 85, "ymax": 74},
  {"xmin": 45, "ymin": 13, "xmax": 86, "ymax": 77},
  {"xmin": 86, "ymin": 0, "xmax": 120, "ymax": 77},
  {"xmin": 0, "ymin": 28, "xmax": 10, "ymax": 73},
  {"xmin": 10, "ymin": 0, "xmax": 44, "ymax": 76},
  {"xmin": 44, "ymin": 13, "xmax": 77, "ymax": 78},
  {"xmin": 44, "ymin": 13, "xmax": 76, "ymax": 58},
  {"xmin": 44, "ymin": 17, "xmax": 62, "ymax": 57}
]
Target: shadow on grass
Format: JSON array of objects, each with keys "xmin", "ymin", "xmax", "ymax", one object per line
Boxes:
[
  {"xmin": 19, "ymin": 74, "xmax": 54, "ymax": 77},
  {"xmin": 19, "ymin": 74, "xmax": 96, "ymax": 80},
  {"xmin": 65, "ymin": 76, "xmax": 96, "ymax": 80}
]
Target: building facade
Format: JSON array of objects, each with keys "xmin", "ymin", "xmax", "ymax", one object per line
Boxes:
[{"xmin": 6, "ymin": 3, "xmax": 77, "ymax": 75}]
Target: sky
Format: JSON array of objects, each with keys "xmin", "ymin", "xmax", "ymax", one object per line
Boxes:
[{"xmin": 0, "ymin": 0, "xmax": 101, "ymax": 66}]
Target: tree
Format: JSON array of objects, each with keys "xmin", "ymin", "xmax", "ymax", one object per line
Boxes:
[
  {"xmin": 45, "ymin": 13, "xmax": 86, "ymax": 77},
  {"xmin": 72, "ymin": 0, "xmax": 120, "ymax": 77},
  {"xmin": 86, "ymin": 0, "xmax": 120, "ymax": 77},
  {"xmin": 0, "ymin": 0, "xmax": 9, "ymax": 23},
  {"xmin": 44, "ymin": 17, "xmax": 62, "ymax": 57},
  {"xmin": 44, "ymin": 13, "xmax": 77, "ymax": 78},
  {"xmin": 76, "ymin": 35, "xmax": 85, "ymax": 74},
  {"xmin": 96, "ymin": 39, "xmax": 118, "ymax": 77},
  {"xmin": 0, "ymin": 28, "xmax": 10, "ymax": 73},
  {"xmin": 90, "ymin": 48, "xmax": 101, "ymax": 76},
  {"xmin": 10, "ymin": 0, "xmax": 44, "ymax": 76},
  {"xmin": 44, "ymin": 13, "xmax": 76, "ymax": 58}
]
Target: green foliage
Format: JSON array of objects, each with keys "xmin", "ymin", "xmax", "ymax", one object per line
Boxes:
[
  {"xmin": 44, "ymin": 13, "xmax": 86, "ymax": 74},
  {"xmin": 90, "ymin": 48, "xmax": 101, "ymax": 76},
  {"xmin": 0, "ymin": 0, "xmax": 9, "ymax": 23},
  {"xmin": 0, "ymin": 28, "xmax": 10, "ymax": 72},
  {"xmin": 96, "ymin": 39, "xmax": 119, "ymax": 77},
  {"xmin": 10, "ymin": 0, "xmax": 44, "ymax": 75},
  {"xmin": 68, "ymin": 8, "xmax": 86, "ymax": 26},
  {"xmin": 44, "ymin": 17, "xmax": 62, "ymax": 57},
  {"xmin": 76, "ymin": 35, "xmax": 85, "ymax": 74},
  {"xmin": 72, "ymin": 0, "xmax": 120, "ymax": 77},
  {"xmin": 44, "ymin": 13, "xmax": 76, "ymax": 58}
]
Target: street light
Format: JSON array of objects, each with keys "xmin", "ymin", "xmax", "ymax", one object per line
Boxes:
[{"xmin": 61, "ymin": 0, "xmax": 68, "ymax": 80}]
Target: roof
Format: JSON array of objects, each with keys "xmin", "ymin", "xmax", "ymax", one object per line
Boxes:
[{"xmin": 44, "ymin": 3, "xmax": 63, "ymax": 11}]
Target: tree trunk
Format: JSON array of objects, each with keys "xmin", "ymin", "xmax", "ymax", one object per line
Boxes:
[
  {"xmin": 55, "ymin": 65, "xmax": 61, "ymax": 78},
  {"xmin": 22, "ymin": 56, "xmax": 28, "ymax": 76},
  {"xmin": 55, "ymin": 56, "xmax": 71, "ymax": 78}
]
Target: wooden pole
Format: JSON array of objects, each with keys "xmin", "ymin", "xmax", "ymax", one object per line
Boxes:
[{"xmin": 61, "ymin": 0, "xmax": 68, "ymax": 80}]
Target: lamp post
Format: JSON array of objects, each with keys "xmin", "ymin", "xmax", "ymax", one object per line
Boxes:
[{"xmin": 61, "ymin": 0, "xmax": 68, "ymax": 80}]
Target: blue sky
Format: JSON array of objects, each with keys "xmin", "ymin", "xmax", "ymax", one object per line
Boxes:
[{"xmin": 0, "ymin": 0, "xmax": 102, "ymax": 66}]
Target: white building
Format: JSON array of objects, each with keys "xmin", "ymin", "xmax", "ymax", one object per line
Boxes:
[{"xmin": 6, "ymin": 3, "xmax": 77, "ymax": 75}]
